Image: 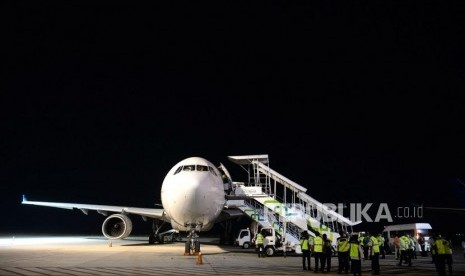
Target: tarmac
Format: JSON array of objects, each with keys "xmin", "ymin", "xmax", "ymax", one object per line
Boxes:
[{"xmin": 0, "ymin": 235, "xmax": 464, "ymax": 275}]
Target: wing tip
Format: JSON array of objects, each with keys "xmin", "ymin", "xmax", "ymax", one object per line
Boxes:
[{"xmin": 22, "ymin": 194, "xmax": 27, "ymax": 203}]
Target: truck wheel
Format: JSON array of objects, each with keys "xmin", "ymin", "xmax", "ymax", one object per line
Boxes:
[
  {"xmin": 242, "ymin": 242, "xmax": 250, "ymax": 249},
  {"xmin": 265, "ymin": 246, "xmax": 275, "ymax": 257}
]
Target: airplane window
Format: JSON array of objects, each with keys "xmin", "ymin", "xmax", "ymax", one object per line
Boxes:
[
  {"xmin": 208, "ymin": 166, "xmax": 217, "ymax": 176},
  {"xmin": 174, "ymin": 166, "xmax": 183, "ymax": 175},
  {"xmin": 196, "ymin": 165, "xmax": 208, "ymax": 172},
  {"xmin": 183, "ymin": 165, "xmax": 195, "ymax": 171}
]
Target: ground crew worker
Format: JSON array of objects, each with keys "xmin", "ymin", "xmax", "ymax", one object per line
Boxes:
[
  {"xmin": 377, "ymin": 233, "xmax": 385, "ymax": 259},
  {"xmin": 358, "ymin": 232, "xmax": 365, "ymax": 259},
  {"xmin": 430, "ymin": 236, "xmax": 437, "ymax": 265},
  {"xmin": 443, "ymin": 236, "xmax": 453, "ymax": 276},
  {"xmin": 322, "ymin": 233, "xmax": 333, "ymax": 273},
  {"xmin": 418, "ymin": 233, "xmax": 426, "ymax": 257},
  {"xmin": 433, "ymin": 234, "xmax": 447, "ymax": 276},
  {"xmin": 255, "ymin": 230, "xmax": 264, "ymax": 258},
  {"xmin": 398, "ymin": 234, "xmax": 411, "ymax": 266},
  {"xmin": 337, "ymin": 234, "xmax": 350, "ymax": 274},
  {"xmin": 408, "ymin": 234, "xmax": 416, "ymax": 260},
  {"xmin": 300, "ymin": 231, "xmax": 312, "ymax": 271},
  {"xmin": 370, "ymin": 233, "xmax": 380, "ymax": 275},
  {"xmin": 362, "ymin": 232, "xmax": 370, "ymax": 260},
  {"xmin": 313, "ymin": 232, "xmax": 323, "ymax": 273},
  {"xmin": 349, "ymin": 234, "xmax": 364, "ymax": 276},
  {"xmin": 393, "ymin": 235, "xmax": 400, "ymax": 260}
]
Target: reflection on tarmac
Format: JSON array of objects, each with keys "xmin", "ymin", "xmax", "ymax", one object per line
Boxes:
[{"xmin": 0, "ymin": 236, "xmax": 464, "ymax": 275}]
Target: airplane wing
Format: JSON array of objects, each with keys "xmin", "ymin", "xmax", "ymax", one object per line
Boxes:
[{"xmin": 22, "ymin": 195, "xmax": 165, "ymax": 219}]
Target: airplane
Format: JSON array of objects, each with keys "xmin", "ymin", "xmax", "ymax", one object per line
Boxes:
[{"xmin": 22, "ymin": 157, "xmax": 243, "ymax": 254}]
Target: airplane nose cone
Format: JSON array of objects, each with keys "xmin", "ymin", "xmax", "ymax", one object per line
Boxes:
[
  {"xmin": 161, "ymin": 169, "xmax": 225, "ymax": 231},
  {"xmin": 182, "ymin": 176, "xmax": 208, "ymax": 213},
  {"xmin": 162, "ymin": 173, "xmax": 213, "ymax": 227}
]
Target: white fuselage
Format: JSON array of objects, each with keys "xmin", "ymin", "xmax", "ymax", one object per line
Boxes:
[{"xmin": 160, "ymin": 157, "xmax": 225, "ymax": 232}]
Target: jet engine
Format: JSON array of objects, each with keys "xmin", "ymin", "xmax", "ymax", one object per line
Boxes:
[{"xmin": 102, "ymin": 214, "xmax": 133, "ymax": 239}]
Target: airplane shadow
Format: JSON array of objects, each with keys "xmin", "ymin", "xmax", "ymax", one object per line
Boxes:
[{"xmin": 84, "ymin": 237, "xmax": 268, "ymax": 255}]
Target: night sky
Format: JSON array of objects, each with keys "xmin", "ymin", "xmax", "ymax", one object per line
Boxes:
[{"xmin": 2, "ymin": 2, "xmax": 465, "ymax": 236}]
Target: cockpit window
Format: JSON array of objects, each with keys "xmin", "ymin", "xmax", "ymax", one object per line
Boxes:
[
  {"xmin": 174, "ymin": 166, "xmax": 183, "ymax": 175},
  {"xmin": 196, "ymin": 165, "xmax": 208, "ymax": 172},
  {"xmin": 183, "ymin": 165, "xmax": 195, "ymax": 171},
  {"xmin": 208, "ymin": 166, "xmax": 217, "ymax": 176},
  {"xmin": 177, "ymin": 164, "xmax": 217, "ymax": 175}
]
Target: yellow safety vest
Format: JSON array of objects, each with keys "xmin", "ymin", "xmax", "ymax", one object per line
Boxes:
[
  {"xmin": 300, "ymin": 238, "xmax": 309, "ymax": 250},
  {"xmin": 399, "ymin": 236, "xmax": 408, "ymax": 250},
  {"xmin": 314, "ymin": 236, "xmax": 323, "ymax": 252},
  {"xmin": 444, "ymin": 240, "xmax": 453, "ymax": 255},
  {"xmin": 308, "ymin": 236, "xmax": 314, "ymax": 246},
  {"xmin": 408, "ymin": 237, "xmax": 415, "ymax": 249},
  {"xmin": 350, "ymin": 242, "xmax": 361, "ymax": 260},
  {"xmin": 435, "ymin": 239, "xmax": 446, "ymax": 254},
  {"xmin": 256, "ymin": 233, "xmax": 264, "ymax": 245},
  {"xmin": 377, "ymin": 236, "xmax": 383, "ymax": 246},
  {"xmin": 370, "ymin": 236, "xmax": 380, "ymax": 253},
  {"xmin": 338, "ymin": 238, "xmax": 349, "ymax": 252}
]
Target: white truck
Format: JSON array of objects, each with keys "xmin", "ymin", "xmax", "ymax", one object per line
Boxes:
[
  {"xmin": 236, "ymin": 227, "xmax": 301, "ymax": 256},
  {"xmin": 235, "ymin": 228, "xmax": 254, "ymax": 249},
  {"xmin": 262, "ymin": 227, "xmax": 302, "ymax": 256}
]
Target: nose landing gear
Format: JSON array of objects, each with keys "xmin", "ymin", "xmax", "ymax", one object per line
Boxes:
[{"xmin": 184, "ymin": 224, "xmax": 202, "ymax": 255}]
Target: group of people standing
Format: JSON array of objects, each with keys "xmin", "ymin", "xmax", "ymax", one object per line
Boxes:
[
  {"xmin": 259, "ymin": 229, "xmax": 459, "ymax": 275},
  {"xmin": 393, "ymin": 233, "xmax": 416, "ymax": 266},
  {"xmin": 300, "ymin": 231, "xmax": 334, "ymax": 273},
  {"xmin": 392, "ymin": 232, "xmax": 454, "ymax": 275},
  {"xmin": 299, "ymin": 231, "xmax": 382, "ymax": 275}
]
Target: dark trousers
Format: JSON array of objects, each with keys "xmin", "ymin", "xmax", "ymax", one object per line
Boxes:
[
  {"xmin": 379, "ymin": 245, "xmax": 385, "ymax": 258},
  {"xmin": 338, "ymin": 251, "xmax": 350, "ymax": 273},
  {"xmin": 321, "ymin": 254, "xmax": 331, "ymax": 272},
  {"xmin": 434, "ymin": 254, "xmax": 446, "ymax": 276},
  {"xmin": 445, "ymin": 254, "xmax": 453, "ymax": 275},
  {"xmin": 363, "ymin": 246, "xmax": 369, "ymax": 259},
  {"xmin": 420, "ymin": 244, "xmax": 427, "ymax": 257},
  {"xmin": 314, "ymin": 252, "xmax": 323, "ymax": 272},
  {"xmin": 398, "ymin": 250, "xmax": 411, "ymax": 266},
  {"xmin": 371, "ymin": 252, "xmax": 380, "ymax": 274},
  {"xmin": 257, "ymin": 244, "xmax": 264, "ymax": 257},
  {"xmin": 407, "ymin": 249, "xmax": 414, "ymax": 263},
  {"xmin": 351, "ymin": 259, "xmax": 361, "ymax": 276},
  {"xmin": 302, "ymin": 250, "xmax": 311, "ymax": 269}
]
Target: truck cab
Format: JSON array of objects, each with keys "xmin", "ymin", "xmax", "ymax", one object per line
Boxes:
[
  {"xmin": 235, "ymin": 228, "xmax": 253, "ymax": 249},
  {"xmin": 261, "ymin": 227, "xmax": 301, "ymax": 256},
  {"xmin": 236, "ymin": 227, "xmax": 302, "ymax": 256}
]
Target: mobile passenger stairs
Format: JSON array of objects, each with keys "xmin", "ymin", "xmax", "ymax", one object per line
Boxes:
[{"xmin": 225, "ymin": 155, "xmax": 360, "ymax": 256}]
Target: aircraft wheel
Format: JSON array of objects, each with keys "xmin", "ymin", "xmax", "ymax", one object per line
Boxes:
[
  {"xmin": 185, "ymin": 241, "xmax": 190, "ymax": 254},
  {"xmin": 195, "ymin": 241, "xmax": 200, "ymax": 252}
]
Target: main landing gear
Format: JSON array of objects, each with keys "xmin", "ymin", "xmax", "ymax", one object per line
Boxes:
[{"xmin": 149, "ymin": 220, "xmax": 166, "ymax": 244}]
